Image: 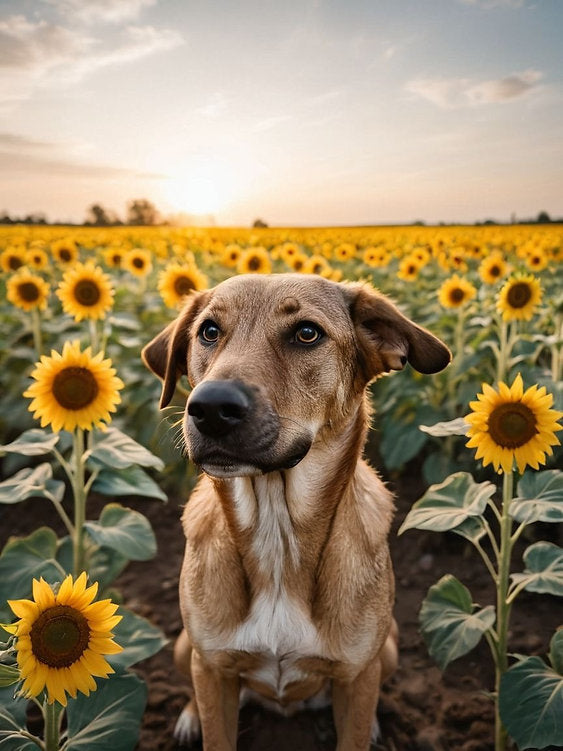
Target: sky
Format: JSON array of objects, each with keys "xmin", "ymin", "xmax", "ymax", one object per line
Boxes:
[{"xmin": 0, "ymin": 0, "xmax": 561, "ymax": 226}]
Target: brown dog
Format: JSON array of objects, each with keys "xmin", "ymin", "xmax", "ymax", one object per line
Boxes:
[{"xmin": 142, "ymin": 273, "xmax": 450, "ymax": 750}]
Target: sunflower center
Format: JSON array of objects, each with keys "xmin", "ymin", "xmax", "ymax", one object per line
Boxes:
[
  {"xmin": 59, "ymin": 249, "xmax": 72, "ymax": 262},
  {"xmin": 248, "ymin": 256, "xmax": 261, "ymax": 271},
  {"xmin": 488, "ymin": 402, "xmax": 538, "ymax": 448},
  {"xmin": 173, "ymin": 275, "xmax": 195, "ymax": 296},
  {"xmin": 506, "ymin": 282, "xmax": 532, "ymax": 309},
  {"xmin": 53, "ymin": 367, "xmax": 99, "ymax": 410},
  {"xmin": 449, "ymin": 288, "xmax": 465, "ymax": 303},
  {"xmin": 18, "ymin": 282, "xmax": 40, "ymax": 302},
  {"xmin": 9, "ymin": 256, "xmax": 23, "ymax": 270},
  {"xmin": 490, "ymin": 265, "xmax": 501, "ymax": 277},
  {"xmin": 73, "ymin": 279, "xmax": 101, "ymax": 307},
  {"xmin": 133, "ymin": 257, "xmax": 145, "ymax": 269},
  {"xmin": 30, "ymin": 605, "xmax": 90, "ymax": 668}
]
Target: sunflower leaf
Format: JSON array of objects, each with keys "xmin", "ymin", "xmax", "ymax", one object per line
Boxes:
[
  {"xmin": 90, "ymin": 465, "xmax": 167, "ymax": 501},
  {"xmin": 85, "ymin": 427, "xmax": 164, "ymax": 471},
  {"xmin": 510, "ymin": 542, "xmax": 563, "ymax": 596},
  {"xmin": 510, "ymin": 470, "xmax": 563, "ymax": 524},
  {"xmin": 0, "ymin": 527, "xmax": 63, "ymax": 605},
  {"xmin": 499, "ymin": 630, "xmax": 563, "ymax": 749},
  {"xmin": 398, "ymin": 472, "xmax": 495, "ymax": 535},
  {"xmin": 0, "ymin": 429, "xmax": 60, "ymax": 457},
  {"xmin": 419, "ymin": 574, "xmax": 496, "ymax": 670},
  {"xmin": 84, "ymin": 504, "xmax": 157, "ymax": 561},
  {"xmin": 107, "ymin": 608, "xmax": 167, "ymax": 670},
  {"xmin": 419, "ymin": 418, "xmax": 469, "ymax": 436},
  {"xmin": 0, "ymin": 664, "xmax": 20, "ymax": 688},
  {"xmin": 0, "ymin": 464, "xmax": 64, "ymax": 505},
  {"xmin": 65, "ymin": 672, "xmax": 147, "ymax": 751}
]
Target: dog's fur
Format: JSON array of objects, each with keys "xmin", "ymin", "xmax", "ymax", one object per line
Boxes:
[{"xmin": 142, "ymin": 273, "xmax": 450, "ymax": 750}]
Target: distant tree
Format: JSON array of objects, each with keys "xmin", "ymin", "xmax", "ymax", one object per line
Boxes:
[
  {"xmin": 23, "ymin": 212, "xmax": 47, "ymax": 225},
  {"xmin": 536, "ymin": 210, "xmax": 551, "ymax": 224},
  {"xmin": 127, "ymin": 199, "xmax": 159, "ymax": 226},
  {"xmin": 252, "ymin": 218, "xmax": 268, "ymax": 228}
]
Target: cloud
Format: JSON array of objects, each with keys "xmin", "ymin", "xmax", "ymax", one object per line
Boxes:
[
  {"xmin": 0, "ymin": 132, "xmax": 161, "ymax": 178},
  {"xmin": 195, "ymin": 92, "xmax": 231, "ymax": 118},
  {"xmin": 406, "ymin": 70, "xmax": 542, "ymax": 108},
  {"xmin": 44, "ymin": 0, "xmax": 157, "ymax": 24},
  {"xmin": 0, "ymin": 15, "xmax": 184, "ymax": 105}
]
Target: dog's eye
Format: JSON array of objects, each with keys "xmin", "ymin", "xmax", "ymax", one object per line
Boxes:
[
  {"xmin": 199, "ymin": 320, "xmax": 221, "ymax": 344},
  {"xmin": 294, "ymin": 322, "xmax": 324, "ymax": 345}
]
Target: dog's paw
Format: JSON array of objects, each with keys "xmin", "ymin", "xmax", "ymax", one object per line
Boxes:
[{"xmin": 174, "ymin": 701, "xmax": 201, "ymax": 747}]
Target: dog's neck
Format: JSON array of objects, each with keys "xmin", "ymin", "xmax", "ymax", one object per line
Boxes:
[{"xmin": 211, "ymin": 400, "xmax": 371, "ymax": 595}]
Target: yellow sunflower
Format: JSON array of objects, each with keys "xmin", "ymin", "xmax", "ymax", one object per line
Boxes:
[
  {"xmin": 286, "ymin": 253, "xmax": 308, "ymax": 273},
  {"xmin": 6, "ymin": 268, "xmax": 50, "ymax": 312},
  {"xmin": 51, "ymin": 240, "xmax": 79, "ymax": 266},
  {"xmin": 123, "ymin": 247, "xmax": 153, "ymax": 277},
  {"xmin": 26, "ymin": 247, "xmax": 50, "ymax": 271},
  {"xmin": 7, "ymin": 573, "xmax": 122, "ymax": 706},
  {"xmin": 24, "ymin": 340, "xmax": 124, "ymax": 432},
  {"xmin": 303, "ymin": 255, "xmax": 331, "ymax": 276},
  {"xmin": 56, "ymin": 260, "xmax": 114, "ymax": 321},
  {"xmin": 333, "ymin": 242, "xmax": 357, "ymax": 262},
  {"xmin": 102, "ymin": 246, "xmax": 124, "ymax": 269},
  {"xmin": 497, "ymin": 273, "xmax": 542, "ymax": 322},
  {"xmin": 221, "ymin": 244, "xmax": 242, "ymax": 268},
  {"xmin": 397, "ymin": 255, "xmax": 422, "ymax": 281},
  {"xmin": 158, "ymin": 262, "xmax": 208, "ymax": 308},
  {"xmin": 237, "ymin": 246, "xmax": 272, "ymax": 274},
  {"xmin": 465, "ymin": 373, "xmax": 562, "ymax": 474},
  {"xmin": 438, "ymin": 274, "xmax": 477, "ymax": 308},
  {"xmin": 526, "ymin": 248, "xmax": 548, "ymax": 272},
  {"xmin": 363, "ymin": 246, "xmax": 391, "ymax": 268},
  {"xmin": 478, "ymin": 253, "xmax": 508, "ymax": 284},
  {"xmin": 0, "ymin": 246, "xmax": 27, "ymax": 272}
]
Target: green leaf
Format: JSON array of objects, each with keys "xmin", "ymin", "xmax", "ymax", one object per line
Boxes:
[
  {"xmin": 84, "ymin": 504, "xmax": 157, "ymax": 561},
  {"xmin": 0, "ymin": 527, "xmax": 63, "ymax": 605},
  {"xmin": 398, "ymin": 472, "xmax": 495, "ymax": 535},
  {"xmin": 0, "ymin": 686, "xmax": 36, "ymax": 751},
  {"xmin": 91, "ymin": 465, "xmax": 167, "ymax": 501},
  {"xmin": 0, "ymin": 429, "xmax": 60, "ymax": 457},
  {"xmin": 65, "ymin": 672, "xmax": 147, "ymax": 751},
  {"xmin": 451, "ymin": 516, "xmax": 487, "ymax": 544},
  {"xmin": 0, "ymin": 664, "xmax": 20, "ymax": 688},
  {"xmin": 0, "ymin": 464, "xmax": 64, "ymax": 505},
  {"xmin": 511, "ymin": 542, "xmax": 563, "ymax": 597},
  {"xmin": 108, "ymin": 608, "xmax": 167, "ymax": 670},
  {"xmin": 419, "ymin": 417, "xmax": 469, "ymax": 437},
  {"xmin": 511, "ymin": 470, "xmax": 563, "ymax": 524},
  {"xmin": 419, "ymin": 574, "xmax": 496, "ymax": 670},
  {"xmin": 86, "ymin": 427, "xmax": 164, "ymax": 471},
  {"xmin": 499, "ymin": 631, "xmax": 563, "ymax": 749}
]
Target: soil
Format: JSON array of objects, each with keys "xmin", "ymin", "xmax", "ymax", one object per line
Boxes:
[{"xmin": 1, "ymin": 460, "xmax": 561, "ymax": 751}]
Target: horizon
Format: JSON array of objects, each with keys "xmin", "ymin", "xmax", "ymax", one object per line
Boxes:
[{"xmin": 1, "ymin": 0, "xmax": 562, "ymax": 226}]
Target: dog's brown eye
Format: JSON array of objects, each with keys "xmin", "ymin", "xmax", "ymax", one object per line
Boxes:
[
  {"xmin": 294, "ymin": 323, "xmax": 323, "ymax": 345},
  {"xmin": 199, "ymin": 321, "xmax": 221, "ymax": 344}
]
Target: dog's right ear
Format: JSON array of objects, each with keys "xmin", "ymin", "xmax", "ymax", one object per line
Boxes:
[{"xmin": 142, "ymin": 291, "xmax": 208, "ymax": 408}]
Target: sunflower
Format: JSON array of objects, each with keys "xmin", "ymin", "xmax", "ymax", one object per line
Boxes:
[
  {"xmin": 7, "ymin": 573, "xmax": 122, "ymax": 706},
  {"xmin": 333, "ymin": 242, "xmax": 357, "ymax": 262},
  {"xmin": 303, "ymin": 255, "xmax": 331, "ymax": 276},
  {"xmin": 51, "ymin": 240, "xmax": 79, "ymax": 266},
  {"xmin": 497, "ymin": 273, "xmax": 542, "ymax": 322},
  {"xmin": 6, "ymin": 268, "xmax": 50, "ymax": 312},
  {"xmin": 465, "ymin": 374, "xmax": 562, "ymax": 474},
  {"xmin": 158, "ymin": 262, "xmax": 208, "ymax": 308},
  {"xmin": 56, "ymin": 260, "xmax": 114, "ymax": 321},
  {"xmin": 221, "ymin": 244, "xmax": 242, "ymax": 268},
  {"xmin": 102, "ymin": 246, "xmax": 124, "ymax": 269},
  {"xmin": 286, "ymin": 253, "xmax": 308, "ymax": 273},
  {"xmin": 24, "ymin": 340, "xmax": 124, "ymax": 432},
  {"xmin": 26, "ymin": 247, "xmax": 50, "ymax": 271},
  {"xmin": 363, "ymin": 246, "xmax": 391, "ymax": 268},
  {"xmin": 438, "ymin": 274, "xmax": 477, "ymax": 308},
  {"xmin": 478, "ymin": 253, "xmax": 508, "ymax": 284},
  {"xmin": 237, "ymin": 246, "xmax": 272, "ymax": 274},
  {"xmin": 397, "ymin": 255, "xmax": 422, "ymax": 282},
  {"xmin": 0, "ymin": 246, "xmax": 27, "ymax": 272},
  {"xmin": 525, "ymin": 248, "xmax": 548, "ymax": 272},
  {"xmin": 123, "ymin": 247, "xmax": 152, "ymax": 277}
]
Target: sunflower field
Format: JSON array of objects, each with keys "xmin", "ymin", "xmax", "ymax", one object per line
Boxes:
[{"xmin": 0, "ymin": 222, "xmax": 562, "ymax": 751}]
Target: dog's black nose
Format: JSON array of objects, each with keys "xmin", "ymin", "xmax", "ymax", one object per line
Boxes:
[{"xmin": 187, "ymin": 380, "xmax": 251, "ymax": 437}]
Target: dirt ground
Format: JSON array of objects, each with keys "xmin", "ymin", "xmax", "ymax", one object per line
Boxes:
[{"xmin": 1, "ymin": 461, "xmax": 561, "ymax": 751}]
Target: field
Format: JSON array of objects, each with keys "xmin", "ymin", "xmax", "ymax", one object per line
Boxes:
[{"xmin": 0, "ymin": 223, "xmax": 561, "ymax": 751}]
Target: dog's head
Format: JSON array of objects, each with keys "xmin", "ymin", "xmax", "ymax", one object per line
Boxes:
[{"xmin": 142, "ymin": 274, "xmax": 450, "ymax": 478}]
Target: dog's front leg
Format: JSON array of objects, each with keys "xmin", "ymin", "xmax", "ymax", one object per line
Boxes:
[
  {"xmin": 191, "ymin": 649, "xmax": 240, "ymax": 751},
  {"xmin": 332, "ymin": 655, "xmax": 382, "ymax": 751}
]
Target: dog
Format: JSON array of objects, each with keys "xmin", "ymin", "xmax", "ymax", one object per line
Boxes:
[{"xmin": 142, "ymin": 273, "xmax": 450, "ymax": 750}]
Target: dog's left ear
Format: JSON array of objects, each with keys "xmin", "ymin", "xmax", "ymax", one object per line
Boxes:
[
  {"xmin": 142, "ymin": 291, "xmax": 208, "ymax": 408},
  {"xmin": 348, "ymin": 284, "xmax": 451, "ymax": 378}
]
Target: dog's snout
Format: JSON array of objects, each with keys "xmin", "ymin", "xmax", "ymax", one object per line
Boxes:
[{"xmin": 187, "ymin": 380, "xmax": 251, "ymax": 437}]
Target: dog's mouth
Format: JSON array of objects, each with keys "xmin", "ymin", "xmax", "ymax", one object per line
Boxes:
[{"xmin": 195, "ymin": 441, "xmax": 312, "ymax": 479}]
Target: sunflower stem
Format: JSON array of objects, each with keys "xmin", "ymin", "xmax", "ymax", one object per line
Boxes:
[
  {"xmin": 88, "ymin": 319, "xmax": 100, "ymax": 354},
  {"xmin": 494, "ymin": 468, "xmax": 515, "ymax": 751},
  {"xmin": 71, "ymin": 428, "xmax": 87, "ymax": 577},
  {"xmin": 43, "ymin": 700, "xmax": 62, "ymax": 751},
  {"xmin": 31, "ymin": 308, "xmax": 43, "ymax": 358}
]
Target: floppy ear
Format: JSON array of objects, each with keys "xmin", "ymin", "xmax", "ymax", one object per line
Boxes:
[
  {"xmin": 142, "ymin": 291, "xmax": 208, "ymax": 408},
  {"xmin": 348, "ymin": 284, "xmax": 451, "ymax": 379}
]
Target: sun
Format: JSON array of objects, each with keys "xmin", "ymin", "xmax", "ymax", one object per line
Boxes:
[{"xmin": 161, "ymin": 157, "xmax": 238, "ymax": 216}]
